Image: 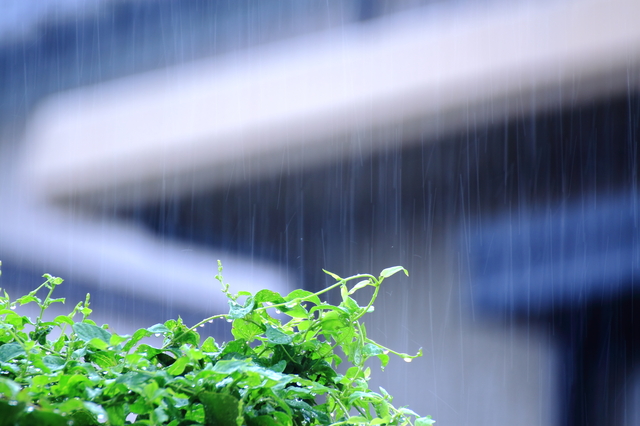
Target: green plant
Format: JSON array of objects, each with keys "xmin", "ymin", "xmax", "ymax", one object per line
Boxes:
[{"xmin": 0, "ymin": 261, "xmax": 432, "ymax": 426}]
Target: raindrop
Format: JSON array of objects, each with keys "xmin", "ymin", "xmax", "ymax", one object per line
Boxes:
[
  {"xmin": 8, "ymin": 400, "xmax": 18, "ymax": 406},
  {"xmin": 26, "ymin": 406, "xmax": 34, "ymax": 413},
  {"xmin": 383, "ymin": 350, "xmax": 389, "ymax": 355},
  {"xmin": 154, "ymin": 333, "xmax": 161, "ymax": 337},
  {"xmin": 9, "ymin": 304, "xmax": 16, "ymax": 310},
  {"xmin": 199, "ymin": 324, "xmax": 205, "ymax": 328},
  {"xmin": 208, "ymin": 320, "xmax": 213, "ymax": 324},
  {"xmin": 226, "ymin": 319, "xmax": 233, "ymax": 323},
  {"xmin": 275, "ymin": 310, "xmax": 282, "ymax": 314},
  {"xmin": 403, "ymin": 358, "xmax": 412, "ymax": 363}
]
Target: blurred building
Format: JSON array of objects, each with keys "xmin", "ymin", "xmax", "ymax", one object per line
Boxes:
[{"xmin": 1, "ymin": 0, "xmax": 639, "ymax": 425}]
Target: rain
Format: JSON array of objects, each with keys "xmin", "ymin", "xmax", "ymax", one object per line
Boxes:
[{"xmin": 0, "ymin": 0, "xmax": 639, "ymax": 425}]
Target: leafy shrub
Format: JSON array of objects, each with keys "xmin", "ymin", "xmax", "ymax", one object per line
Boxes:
[{"xmin": 0, "ymin": 261, "xmax": 432, "ymax": 425}]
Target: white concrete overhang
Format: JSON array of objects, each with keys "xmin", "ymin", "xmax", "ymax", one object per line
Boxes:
[{"xmin": 19, "ymin": 0, "xmax": 640, "ymax": 207}]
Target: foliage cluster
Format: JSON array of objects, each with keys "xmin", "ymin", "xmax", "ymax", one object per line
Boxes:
[{"xmin": 0, "ymin": 261, "xmax": 432, "ymax": 426}]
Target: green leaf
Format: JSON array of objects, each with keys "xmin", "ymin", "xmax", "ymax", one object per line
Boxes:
[
  {"xmin": 0, "ymin": 343, "xmax": 25, "ymax": 362},
  {"xmin": 279, "ymin": 304, "xmax": 309, "ymax": 319},
  {"xmin": 45, "ymin": 275, "xmax": 64, "ymax": 286},
  {"xmin": 16, "ymin": 295, "xmax": 41, "ymax": 306},
  {"xmin": 254, "ymin": 289, "xmax": 286, "ymax": 305},
  {"xmin": 322, "ymin": 269, "xmax": 343, "ymax": 281},
  {"xmin": 23, "ymin": 409, "xmax": 69, "ymax": 426},
  {"xmin": 231, "ymin": 313, "xmax": 264, "ymax": 341},
  {"xmin": 82, "ymin": 402, "xmax": 108, "ymax": 424},
  {"xmin": 265, "ymin": 325, "xmax": 293, "ymax": 345},
  {"xmin": 54, "ymin": 315, "xmax": 75, "ymax": 326},
  {"xmin": 89, "ymin": 350, "xmax": 118, "ymax": 368},
  {"xmin": 211, "ymin": 359, "xmax": 249, "ymax": 375},
  {"xmin": 286, "ymin": 399, "xmax": 331, "ymax": 424},
  {"xmin": 2, "ymin": 313, "xmax": 30, "ymax": 330},
  {"xmin": 319, "ymin": 311, "xmax": 349, "ymax": 333},
  {"xmin": 73, "ymin": 323, "xmax": 111, "ymax": 343},
  {"xmin": 199, "ymin": 392, "xmax": 241, "ymax": 426},
  {"xmin": 0, "ymin": 377, "xmax": 21, "ymax": 397},
  {"xmin": 105, "ymin": 404, "xmax": 126, "ymax": 426},
  {"xmin": 87, "ymin": 337, "xmax": 109, "ymax": 351},
  {"xmin": 109, "ymin": 333, "xmax": 129, "ymax": 347},
  {"xmin": 0, "ymin": 399, "xmax": 24, "ymax": 426},
  {"xmin": 415, "ymin": 416, "xmax": 436, "ymax": 426},
  {"xmin": 377, "ymin": 353, "xmax": 389, "ymax": 369},
  {"xmin": 147, "ymin": 324, "xmax": 170, "ymax": 334},
  {"xmin": 363, "ymin": 343, "xmax": 384, "ymax": 356},
  {"xmin": 44, "ymin": 297, "xmax": 66, "ymax": 307},
  {"xmin": 123, "ymin": 329, "xmax": 152, "ymax": 352},
  {"xmin": 228, "ymin": 297, "xmax": 255, "ymax": 319},
  {"xmin": 201, "ymin": 336, "xmax": 218, "ymax": 353},
  {"xmin": 341, "ymin": 296, "xmax": 361, "ymax": 315},
  {"xmin": 167, "ymin": 356, "xmax": 190, "ymax": 376},
  {"xmin": 349, "ymin": 279, "xmax": 373, "ymax": 294},
  {"xmin": 115, "ymin": 372, "xmax": 153, "ymax": 387},
  {"xmin": 42, "ymin": 355, "xmax": 66, "ymax": 371},
  {"xmin": 271, "ymin": 411, "xmax": 293, "ymax": 426},
  {"xmin": 30, "ymin": 325, "xmax": 53, "ymax": 345},
  {"xmin": 379, "ymin": 266, "xmax": 408, "ymax": 278},
  {"xmin": 285, "ymin": 289, "xmax": 321, "ymax": 306},
  {"xmin": 250, "ymin": 415, "xmax": 283, "ymax": 426},
  {"xmin": 398, "ymin": 407, "xmax": 420, "ymax": 417}
]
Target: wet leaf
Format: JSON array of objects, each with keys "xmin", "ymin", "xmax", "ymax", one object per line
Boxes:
[
  {"xmin": 73, "ymin": 323, "xmax": 111, "ymax": 343},
  {"xmin": 0, "ymin": 265, "xmax": 427, "ymax": 426},
  {"xmin": 379, "ymin": 266, "xmax": 409, "ymax": 278},
  {"xmin": 0, "ymin": 343, "xmax": 25, "ymax": 363}
]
